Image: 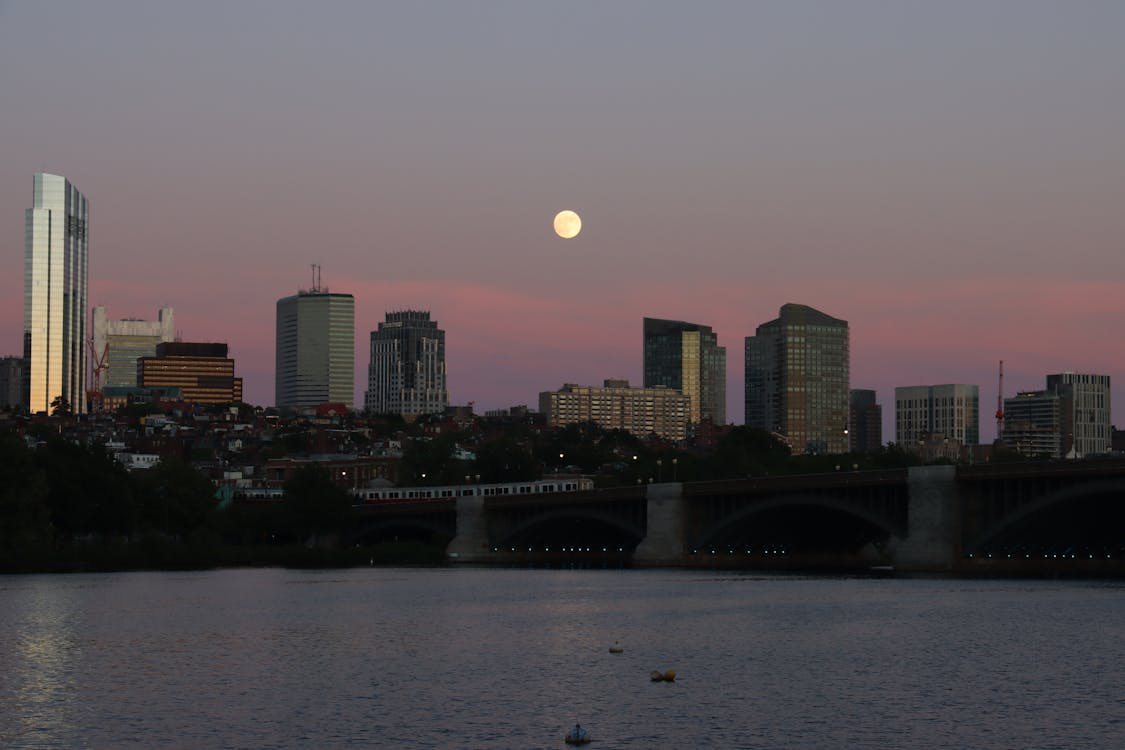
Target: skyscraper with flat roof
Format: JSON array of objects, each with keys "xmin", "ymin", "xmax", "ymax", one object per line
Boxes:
[
  {"xmin": 643, "ymin": 318, "xmax": 726, "ymax": 425},
  {"xmin": 24, "ymin": 173, "xmax": 89, "ymax": 414},
  {"xmin": 1045, "ymin": 372, "xmax": 1110, "ymax": 457},
  {"xmin": 92, "ymin": 306, "xmax": 175, "ymax": 389},
  {"xmin": 895, "ymin": 384, "xmax": 980, "ymax": 448},
  {"xmin": 276, "ymin": 290, "xmax": 356, "ymax": 410},
  {"xmin": 365, "ymin": 310, "xmax": 448, "ymax": 419},
  {"xmin": 745, "ymin": 303, "xmax": 849, "ymax": 454}
]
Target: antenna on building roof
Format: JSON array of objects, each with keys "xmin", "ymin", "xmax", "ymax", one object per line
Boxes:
[{"xmin": 310, "ymin": 264, "xmax": 322, "ymax": 293}]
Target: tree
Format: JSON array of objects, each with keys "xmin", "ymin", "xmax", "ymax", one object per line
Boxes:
[
  {"xmin": 282, "ymin": 464, "xmax": 354, "ymax": 545},
  {"xmin": 50, "ymin": 395, "xmax": 71, "ymax": 416},
  {"xmin": 135, "ymin": 458, "xmax": 217, "ymax": 539}
]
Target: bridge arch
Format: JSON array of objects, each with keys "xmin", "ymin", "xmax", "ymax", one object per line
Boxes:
[
  {"xmin": 968, "ymin": 478, "xmax": 1125, "ymax": 555},
  {"xmin": 495, "ymin": 507, "xmax": 645, "ymax": 551},
  {"xmin": 693, "ymin": 492, "xmax": 902, "ymax": 554}
]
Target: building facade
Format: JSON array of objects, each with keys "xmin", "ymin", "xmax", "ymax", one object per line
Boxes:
[
  {"xmin": 539, "ymin": 379, "xmax": 690, "ymax": 441},
  {"xmin": 275, "ymin": 291, "xmax": 355, "ymax": 411},
  {"xmin": 1002, "ymin": 389, "xmax": 1070, "ymax": 458},
  {"xmin": 92, "ymin": 306, "xmax": 175, "ymax": 390},
  {"xmin": 24, "ymin": 173, "xmax": 89, "ymax": 414},
  {"xmin": 848, "ymin": 389, "xmax": 883, "ymax": 453},
  {"xmin": 1, "ymin": 356, "xmax": 24, "ymax": 411},
  {"xmin": 895, "ymin": 384, "xmax": 980, "ymax": 448},
  {"xmin": 137, "ymin": 342, "xmax": 243, "ymax": 404},
  {"xmin": 745, "ymin": 303, "xmax": 849, "ymax": 454},
  {"xmin": 642, "ymin": 318, "xmax": 726, "ymax": 425},
  {"xmin": 1045, "ymin": 372, "xmax": 1111, "ymax": 457},
  {"xmin": 365, "ymin": 311, "xmax": 448, "ymax": 419}
]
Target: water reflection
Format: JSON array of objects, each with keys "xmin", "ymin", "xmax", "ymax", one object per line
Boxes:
[{"xmin": 1, "ymin": 570, "xmax": 1123, "ymax": 749}]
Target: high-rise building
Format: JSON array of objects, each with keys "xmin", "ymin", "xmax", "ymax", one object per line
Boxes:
[
  {"xmin": 643, "ymin": 318, "xmax": 726, "ymax": 425},
  {"xmin": 1002, "ymin": 389, "xmax": 1070, "ymax": 458},
  {"xmin": 1045, "ymin": 372, "xmax": 1111, "ymax": 457},
  {"xmin": 848, "ymin": 389, "xmax": 883, "ymax": 453},
  {"xmin": 895, "ymin": 384, "xmax": 980, "ymax": 448},
  {"xmin": 745, "ymin": 304, "xmax": 849, "ymax": 454},
  {"xmin": 137, "ymin": 342, "xmax": 243, "ymax": 404},
  {"xmin": 24, "ymin": 173, "xmax": 89, "ymax": 414},
  {"xmin": 539, "ymin": 379, "xmax": 691, "ymax": 441},
  {"xmin": 275, "ymin": 289, "xmax": 355, "ymax": 410},
  {"xmin": 365, "ymin": 310, "xmax": 448, "ymax": 419},
  {"xmin": 92, "ymin": 306, "xmax": 175, "ymax": 389},
  {"xmin": 1, "ymin": 356, "xmax": 24, "ymax": 411}
]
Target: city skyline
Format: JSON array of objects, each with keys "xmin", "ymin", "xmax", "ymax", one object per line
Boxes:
[{"xmin": 4, "ymin": 3, "xmax": 1125, "ymax": 439}]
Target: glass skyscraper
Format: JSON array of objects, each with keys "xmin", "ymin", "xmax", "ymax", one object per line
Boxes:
[
  {"xmin": 275, "ymin": 290, "xmax": 355, "ymax": 410},
  {"xmin": 745, "ymin": 303, "xmax": 850, "ymax": 454},
  {"xmin": 365, "ymin": 310, "xmax": 448, "ymax": 419},
  {"xmin": 24, "ymin": 173, "xmax": 89, "ymax": 414},
  {"xmin": 643, "ymin": 317, "xmax": 726, "ymax": 425}
]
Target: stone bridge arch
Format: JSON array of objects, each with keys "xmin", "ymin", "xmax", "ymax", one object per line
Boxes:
[
  {"xmin": 491, "ymin": 506, "xmax": 646, "ymax": 551},
  {"xmin": 689, "ymin": 491, "xmax": 905, "ymax": 554},
  {"xmin": 967, "ymin": 477, "xmax": 1125, "ymax": 555}
]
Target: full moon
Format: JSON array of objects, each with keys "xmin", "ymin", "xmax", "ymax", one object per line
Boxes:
[{"xmin": 553, "ymin": 210, "xmax": 582, "ymax": 239}]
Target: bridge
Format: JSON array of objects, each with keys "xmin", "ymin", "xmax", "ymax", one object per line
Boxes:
[{"xmin": 351, "ymin": 460, "xmax": 1125, "ymax": 574}]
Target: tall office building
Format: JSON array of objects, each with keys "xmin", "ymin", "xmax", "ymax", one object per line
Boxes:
[
  {"xmin": 848, "ymin": 389, "xmax": 883, "ymax": 453},
  {"xmin": 895, "ymin": 384, "xmax": 980, "ymax": 448},
  {"xmin": 745, "ymin": 304, "xmax": 849, "ymax": 454},
  {"xmin": 24, "ymin": 173, "xmax": 89, "ymax": 414},
  {"xmin": 539, "ymin": 379, "xmax": 691, "ymax": 441},
  {"xmin": 1045, "ymin": 372, "xmax": 1110, "ymax": 457},
  {"xmin": 643, "ymin": 318, "xmax": 726, "ymax": 425},
  {"xmin": 92, "ymin": 306, "xmax": 175, "ymax": 389},
  {"xmin": 138, "ymin": 342, "xmax": 243, "ymax": 404},
  {"xmin": 276, "ymin": 289, "xmax": 355, "ymax": 410},
  {"xmin": 365, "ymin": 310, "xmax": 448, "ymax": 419},
  {"xmin": 1, "ymin": 356, "xmax": 24, "ymax": 411}
]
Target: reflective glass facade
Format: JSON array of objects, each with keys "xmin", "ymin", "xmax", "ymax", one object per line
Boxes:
[
  {"xmin": 746, "ymin": 304, "xmax": 849, "ymax": 454},
  {"xmin": 643, "ymin": 318, "xmax": 726, "ymax": 425},
  {"xmin": 275, "ymin": 292, "xmax": 355, "ymax": 410},
  {"xmin": 24, "ymin": 173, "xmax": 88, "ymax": 414},
  {"xmin": 895, "ymin": 384, "xmax": 980, "ymax": 448}
]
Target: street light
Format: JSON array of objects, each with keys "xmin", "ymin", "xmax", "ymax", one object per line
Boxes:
[{"xmin": 672, "ymin": 457, "xmax": 678, "ymax": 481}]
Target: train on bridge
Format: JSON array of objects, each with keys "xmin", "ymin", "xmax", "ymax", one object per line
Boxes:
[{"xmin": 352, "ymin": 477, "xmax": 595, "ymax": 504}]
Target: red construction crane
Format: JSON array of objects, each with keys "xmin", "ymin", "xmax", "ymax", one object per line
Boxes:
[{"xmin": 995, "ymin": 360, "xmax": 1005, "ymax": 438}]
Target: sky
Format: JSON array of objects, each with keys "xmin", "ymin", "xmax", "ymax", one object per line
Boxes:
[{"xmin": 2, "ymin": 1, "xmax": 1124, "ymax": 441}]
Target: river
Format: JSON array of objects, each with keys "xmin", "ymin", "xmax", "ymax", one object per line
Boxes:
[{"xmin": 1, "ymin": 568, "xmax": 1123, "ymax": 749}]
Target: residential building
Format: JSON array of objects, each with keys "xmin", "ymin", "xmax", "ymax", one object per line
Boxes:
[
  {"xmin": 848, "ymin": 389, "xmax": 882, "ymax": 453},
  {"xmin": 1002, "ymin": 389, "xmax": 1071, "ymax": 458},
  {"xmin": 275, "ymin": 289, "xmax": 355, "ymax": 410},
  {"xmin": 91, "ymin": 306, "xmax": 175, "ymax": 389},
  {"xmin": 745, "ymin": 303, "xmax": 849, "ymax": 454},
  {"xmin": 137, "ymin": 342, "xmax": 243, "ymax": 404},
  {"xmin": 643, "ymin": 317, "xmax": 726, "ymax": 425},
  {"xmin": 24, "ymin": 173, "xmax": 89, "ymax": 414},
  {"xmin": 1, "ymin": 356, "xmax": 24, "ymax": 411},
  {"xmin": 895, "ymin": 384, "xmax": 980, "ymax": 449},
  {"xmin": 1046, "ymin": 372, "xmax": 1111, "ymax": 457},
  {"xmin": 365, "ymin": 310, "xmax": 448, "ymax": 419},
  {"xmin": 539, "ymin": 379, "xmax": 690, "ymax": 441}
]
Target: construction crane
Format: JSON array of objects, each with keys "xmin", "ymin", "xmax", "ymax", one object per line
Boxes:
[
  {"xmin": 87, "ymin": 338, "xmax": 109, "ymax": 413},
  {"xmin": 995, "ymin": 360, "xmax": 1005, "ymax": 439}
]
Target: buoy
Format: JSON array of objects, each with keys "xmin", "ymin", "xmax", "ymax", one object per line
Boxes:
[
  {"xmin": 608, "ymin": 641, "xmax": 623, "ymax": 653},
  {"xmin": 650, "ymin": 670, "xmax": 665, "ymax": 682},
  {"xmin": 663, "ymin": 669, "xmax": 676, "ymax": 682}
]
